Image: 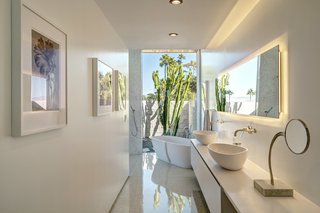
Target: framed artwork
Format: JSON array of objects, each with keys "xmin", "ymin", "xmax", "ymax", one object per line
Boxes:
[
  {"xmin": 12, "ymin": 1, "xmax": 67, "ymax": 136},
  {"xmin": 92, "ymin": 58, "xmax": 113, "ymax": 116},
  {"xmin": 114, "ymin": 70, "xmax": 127, "ymax": 111}
]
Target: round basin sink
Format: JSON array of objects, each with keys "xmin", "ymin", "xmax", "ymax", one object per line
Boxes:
[
  {"xmin": 207, "ymin": 143, "xmax": 248, "ymax": 170},
  {"xmin": 193, "ymin": 130, "xmax": 218, "ymax": 145}
]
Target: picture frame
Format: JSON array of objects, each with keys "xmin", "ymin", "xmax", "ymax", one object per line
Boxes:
[
  {"xmin": 114, "ymin": 70, "xmax": 127, "ymax": 111},
  {"xmin": 92, "ymin": 58, "xmax": 113, "ymax": 116},
  {"xmin": 12, "ymin": 1, "xmax": 67, "ymax": 136}
]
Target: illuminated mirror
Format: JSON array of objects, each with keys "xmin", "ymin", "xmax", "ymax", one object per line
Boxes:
[{"xmin": 216, "ymin": 45, "xmax": 280, "ymax": 118}]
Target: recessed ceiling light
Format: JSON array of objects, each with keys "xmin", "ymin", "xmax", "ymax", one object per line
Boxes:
[
  {"xmin": 169, "ymin": 0, "xmax": 183, "ymax": 5},
  {"xmin": 169, "ymin": 33, "xmax": 178, "ymax": 37}
]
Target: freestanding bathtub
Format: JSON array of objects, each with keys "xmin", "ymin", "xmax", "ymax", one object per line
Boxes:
[{"xmin": 151, "ymin": 136, "xmax": 192, "ymax": 169}]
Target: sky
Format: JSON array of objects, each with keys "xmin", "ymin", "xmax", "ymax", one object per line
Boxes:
[
  {"xmin": 222, "ymin": 57, "xmax": 258, "ymax": 101},
  {"xmin": 142, "ymin": 52, "xmax": 197, "ymax": 95}
]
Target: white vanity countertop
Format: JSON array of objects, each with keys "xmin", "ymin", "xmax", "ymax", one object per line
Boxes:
[{"xmin": 191, "ymin": 139, "xmax": 320, "ymax": 213}]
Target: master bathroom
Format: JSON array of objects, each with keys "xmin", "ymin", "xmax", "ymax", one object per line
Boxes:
[{"xmin": 1, "ymin": 0, "xmax": 320, "ymax": 212}]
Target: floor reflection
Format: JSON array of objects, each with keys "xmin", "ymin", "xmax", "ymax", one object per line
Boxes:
[
  {"xmin": 111, "ymin": 153, "xmax": 204, "ymax": 213},
  {"xmin": 147, "ymin": 154, "xmax": 200, "ymax": 212}
]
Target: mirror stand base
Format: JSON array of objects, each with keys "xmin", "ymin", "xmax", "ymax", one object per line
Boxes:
[{"xmin": 254, "ymin": 179, "xmax": 293, "ymax": 197}]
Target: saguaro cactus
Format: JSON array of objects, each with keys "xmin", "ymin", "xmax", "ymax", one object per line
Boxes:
[
  {"xmin": 215, "ymin": 73, "xmax": 230, "ymax": 112},
  {"xmin": 143, "ymin": 94, "xmax": 158, "ymax": 138},
  {"xmin": 152, "ymin": 55, "xmax": 192, "ymax": 136},
  {"xmin": 215, "ymin": 78, "xmax": 221, "ymax": 111}
]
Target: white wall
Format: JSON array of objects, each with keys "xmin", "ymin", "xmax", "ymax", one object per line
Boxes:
[
  {"xmin": 0, "ymin": 0, "xmax": 129, "ymax": 212},
  {"xmin": 205, "ymin": 0, "xmax": 320, "ymax": 206}
]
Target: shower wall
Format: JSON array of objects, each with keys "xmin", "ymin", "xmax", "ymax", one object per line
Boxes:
[{"xmin": 129, "ymin": 50, "xmax": 143, "ymax": 154}]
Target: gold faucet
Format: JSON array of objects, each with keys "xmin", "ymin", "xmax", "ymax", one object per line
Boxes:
[{"xmin": 234, "ymin": 125, "xmax": 257, "ymax": 137}]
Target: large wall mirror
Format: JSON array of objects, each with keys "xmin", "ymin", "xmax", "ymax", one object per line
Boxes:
[{"xmin": 216, "ymin": 45, "xmax": 280, "ymax": 118}]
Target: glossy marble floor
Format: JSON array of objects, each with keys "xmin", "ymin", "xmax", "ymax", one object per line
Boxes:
[{"xmin": 110, "ymin": 153, "xmax": 209, "ymax": 213}]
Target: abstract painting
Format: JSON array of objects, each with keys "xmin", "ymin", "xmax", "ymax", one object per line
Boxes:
[{"xmin": 31, "ymin": 30, "xmax": 60, "ymax": 111}]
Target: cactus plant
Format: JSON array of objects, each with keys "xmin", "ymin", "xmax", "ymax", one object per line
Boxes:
[
  {"xmin": 215, "ymin": 73, "xmax": 230, "ymax": 112},
  {"xmin": 152, "ymin": 55, "xmax": 192, "ymax": 136},
  {"xmin": 215, "ymin": 78, "xmax": 221, "ymax": 111}
]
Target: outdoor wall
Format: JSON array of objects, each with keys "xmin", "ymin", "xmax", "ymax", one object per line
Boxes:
[
  {"xmin": 0, "ymin": 0, "xmax": 129, "ymax": 212},
  {"xmin": 142, "ymin": 101, "xmax": 191, "ymax": 138},
  {"xmin": 205, "ymin": 0, "xmax": 320, "ymax": 206}
]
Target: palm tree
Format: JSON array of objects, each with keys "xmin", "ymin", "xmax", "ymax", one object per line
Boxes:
[
  {"xmin": 246, "ymin": 88, "xmax": 255, "ymax": 101},
  {"xmin": 177, "ymin": 54, "xmax": 186, "ymax": 64},
  {"xmin": 159, "ymin": 54, "xmax": 172, "ymax": 67},
  {"xmin": 159, "ymin": 54, "xmax": 173, "ymax": 79}
]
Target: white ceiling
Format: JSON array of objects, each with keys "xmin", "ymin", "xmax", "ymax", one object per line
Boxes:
[{"xmin": 95, "ymin": 0, "xmax": 237, "ymax": 49}]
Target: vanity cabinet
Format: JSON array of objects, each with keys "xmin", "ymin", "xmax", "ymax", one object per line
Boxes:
[
  {"xmin": 191, "ymin": 139, "xmax": 320, "ymax": 213},
  {"xmin": 191, "ymin": 145, "xmax": 221, "ymax": 212}
]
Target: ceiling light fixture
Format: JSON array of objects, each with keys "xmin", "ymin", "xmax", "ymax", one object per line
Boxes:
[
  {"xmin": 169, "ymin": 0, "xmax": 183, "ymax": 5},
  {"xmin": 169, "ymin": 33, "xmax": 178, "ymax": 37}
]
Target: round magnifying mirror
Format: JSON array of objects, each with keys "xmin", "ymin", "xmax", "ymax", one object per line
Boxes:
[{"xmin": 284, "ymin": 119, "xmax": 310, "ymax": 154}]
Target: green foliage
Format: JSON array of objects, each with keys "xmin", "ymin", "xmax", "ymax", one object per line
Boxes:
[
  {"xmin": 99, "ymin": 72, "xmax": 112, "ymax": 101},
  {"xmin": 152, "ymin": 54, "xmax": 193, "ymax": 136},
  {"xmin": 215, "ymin": 73, "xmax": 230, "ymax": 112},
  {"xmin": 188, "ymin": 75, "xmax": 197, "ymax": 95}
]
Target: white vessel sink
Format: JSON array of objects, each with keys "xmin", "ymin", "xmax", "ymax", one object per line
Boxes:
[
  {"xmin": 193, "ymin": 130, "xmax": 218, "ymax": 145},
  {"xmin": 207, "ymin": 143, "xmax": 248, "ymax": 170}
]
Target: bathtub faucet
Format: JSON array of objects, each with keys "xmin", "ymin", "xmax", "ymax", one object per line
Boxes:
[{"xmin": 234, "ymin": 125, "xmax": 257, "ymax": 137}]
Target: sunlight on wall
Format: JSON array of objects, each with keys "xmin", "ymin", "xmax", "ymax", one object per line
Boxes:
[{"xmin": 207, "ymin": 0, "xmax": 259, "ymax": 49}]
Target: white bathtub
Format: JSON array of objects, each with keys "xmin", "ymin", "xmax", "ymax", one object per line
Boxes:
[{"xmin": 151, "ymin": 136, "xmax": 192, "ymax": 169}]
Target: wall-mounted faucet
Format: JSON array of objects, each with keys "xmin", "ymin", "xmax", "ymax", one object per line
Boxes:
[{"xmin": 234, "ymin": 125, "xmax": 257, "ymax": 137}]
